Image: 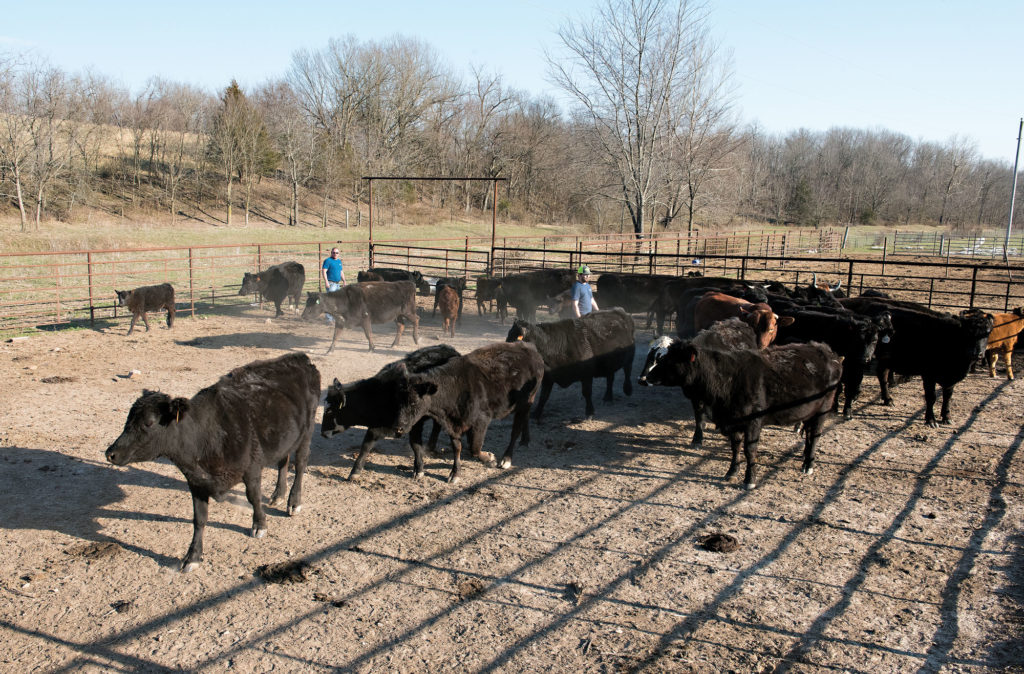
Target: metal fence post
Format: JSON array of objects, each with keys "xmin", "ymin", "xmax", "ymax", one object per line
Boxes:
[
  {"xmin": 188, "ymin": 248, "xmax": 195, "ymax": 318},
  {"xmin": 86, "ymin": 252, "xmax": 94, "ymax": 327},
  {"xmin": 969, "ymin": 266, "xmax": 979, "ymax": 308}
]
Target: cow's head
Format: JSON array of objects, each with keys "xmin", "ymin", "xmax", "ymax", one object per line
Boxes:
[
  {"xmin": 505, "ymin": 319, "xmax": 533, "ymax": 343},
  {"xmin": 547, "ymin": 289, "xmax": 574, "ymax": 318},
  {"xmin": 638, "ymin": 336, "xmax": 676, "ymax": 386},
  {"xmin": 640, "ymin": 339, "xmax": 697, "ymax": 388},
  {"xmin": 321, "ymin": 378, "xmax": 349, "ymax": 438},
  {"xmin": 114, "ymin": 289, "xmax": 132, "ymax": 307},
  {"xmin": 106, "ymin": 390, "xmax": 189, "ymax": 465},
  {"xmin": 239, "ymin": 272, "xmax": 261, "ymax": 296},
  {"xmin": 739, "ymin": 304, "xmax": 793, "ymax": 349},
  {"xmin": 960, "ymin": 310, "xmax": 996, "ymax": 360}
]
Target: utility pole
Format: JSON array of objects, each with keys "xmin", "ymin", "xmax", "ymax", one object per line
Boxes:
[{"xmin": 1005, "ymin": 118, "xmax": 1022, "ymax": 262}]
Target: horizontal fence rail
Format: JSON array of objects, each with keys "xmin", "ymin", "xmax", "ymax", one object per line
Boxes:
[
  {"xmin": 3, "ymin": 228, "xmax": 1023, "ymax": 334},
  {"xmin": 491, "ymin": 246, "xmax": 1024, "ymax": 314}
]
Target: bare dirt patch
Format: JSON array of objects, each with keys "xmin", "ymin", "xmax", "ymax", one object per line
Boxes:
[{"xmin": 1, "ymin": 298, "xmax": 1022, "ymax": 672}]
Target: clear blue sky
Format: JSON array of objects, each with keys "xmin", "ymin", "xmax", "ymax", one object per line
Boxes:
[{"xmin": 4, "ymin": 1, "xmax": 1022, "ymax": 163}]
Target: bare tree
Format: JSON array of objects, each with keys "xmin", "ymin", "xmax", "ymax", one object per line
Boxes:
[
  {"xmin": 0, "ymin": 52, "xmax": 32, "ymax": 229},
  {"xmin": 258, "ymin": 80, "xmax": 318, "ymax": 226},
  {"xmin": 549, "ymin": 0, "xmax": 715, "ymax": 238}
]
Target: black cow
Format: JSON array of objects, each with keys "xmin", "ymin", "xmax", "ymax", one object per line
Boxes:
[
  {"xmin": 431, "ymin": 276, "xmax": 467, "ymax": 319},
  {"xmin": 473, "ymin": 276, "xmax": 508, "ymax": 322},
  {"xmin": 114, "ymin": 283, "xmax": 175, "ymax": 336},
  {"xmin": 639, "ymin": 318, "xmax": 758, "ymax": 447},
  {"xmin": 498, "ymin": 269, "xmax": 574, "ymax": 323},
  {"xmin": 640, "ymin": 340, "xmax": 842, "ymax": 489},
  {"xmin": 775, "ymin": 308, "xmax": 891, "ymax": 419},
  {"xmin": 357, "ymin": 270, "xmax": 384, "ymax": 282},
  {"xmin": 506, "ymin": 308, "xmax": 636, "ymax": 419},
  {"xmin": 239, "ymin": 261, "xmax": 305, "ymax": 317},
  {"xmin": 302, "ymin": 280, "xmax": 420, "ymax": 352},
  {"xmin": 364, "ymin": 267, "xmax": 431, "ymax": 295},
  {"xmin": 321, "ymin": 345, "xmax": 460, "ymax": 480},
  {"xmin": 105, "ymin": 353, "xmax": 320, "ymax": 572},
  {"xmin": 839, "ymin": 298, "xmax": 994, "ymax": 426},
  {"xmin": 398, "ymin": 341, "xmax": 546, "ymax": 482},
  {"xmin": 596, "ymin": 273, "xmax": 678, "ymax": 327}
]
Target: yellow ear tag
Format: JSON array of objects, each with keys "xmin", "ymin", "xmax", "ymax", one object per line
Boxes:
[
  {"xmin": 175, "ymin": 410, "xmax": 180, "ymax": 423},
  {"xmin": 516, "ymin": 335, "xmax": 524, "ymax": 341}
]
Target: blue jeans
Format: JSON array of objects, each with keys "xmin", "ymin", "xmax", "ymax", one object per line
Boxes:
[{"xmin": 325, "ymin": 281, "xmax": 340, "ymax": 323}]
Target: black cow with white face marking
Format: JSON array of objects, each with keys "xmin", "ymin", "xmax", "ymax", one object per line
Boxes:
[
  {"xmin": 106, "ymin": 353, "xmax": 320, "ymax": 572},
  {"xmin": 639, "ymin": 318, "xmax": 758, "ymax": 448},
  {"xmin": 640, "ymin": 339, "xmax": 842, "ymax": 489}
]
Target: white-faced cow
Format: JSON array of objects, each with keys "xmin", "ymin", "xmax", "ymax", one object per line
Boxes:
[
  {"xmin": 506, "ymin": 308, "xmax": 636, "ymax": 420},
  {"xmin": 114, "ymin": 283, "xmax": 176, "ymax": 336},
  {"xmin": 239, "ymin": 261, "xmax": 305, "ymax": 317},
  {"xmin": 105, "ymin": 353, "xmax": 320, "ymax": 572},
  {"xmin": 302, "ymin": 280, "xmax": 420, "ymax": 352},
  {"xmin": 639, "ymin": 318, "xmax": 758, "ymax": 447},
  {"xmin": 640, "ymin": 339, "xmax": 842, "ymax": 489}
]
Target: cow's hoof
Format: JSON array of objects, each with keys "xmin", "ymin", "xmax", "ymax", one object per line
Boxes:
[
  {"xmin": 252, "ymin": 528, "xmax": 267, "ymax": 539},
  {"xmin": 180, "ymin": 561, "xmax": 199, "ymax": 573},
  {"xmin": 725, "ymin": 467, "xmax": 738, "ymax": 479},
  {"xmin": 479, "ymin": 451, "xmax": 495, "ymax": 466},
  {"xmin": 843, "ymin": 412, "xmax": 853, "ymax": 421},
  {"xmin": 883, "ymin": 399, "xmax": 894, "ymax": 407},
  {"xmin": 499, "ymin": 458, "xmax": 512, "ymax": 470},
  {"xmin": 446, "ymin": 474, "xmax": 460, "ymax": 484},
  {"xmin": 268, "ymin": 497, "xmax": 285, "ymax": 508},
  {"xmin": 802, "ymin": 466, "xmax": 814, "ymax": 475},
  {"xmin": 744, "ymin": 482, "xmax": 757, "ymax": 490},
  {"xmin": 940, "ymin": 418, "xmax": 951, "ymax": 426},
  {"xmin": 926, "ymin": 420, "xmax": 939, "ymax": 429},
  {"xmin": 691, "ymin": 441, "xmax": 703, "ymax": 449},
  {"xmin": 288, "ymin": 504, "xmax": 302, "ymax": 516},
  {"xmin": 414, "ymin": 470, "xmax": 425, "ymax": 479}
]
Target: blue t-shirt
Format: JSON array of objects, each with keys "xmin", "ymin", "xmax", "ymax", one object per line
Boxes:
[
  {"xmin": 572, "ymin": 280, "xmax": 595, "ymax": 315},
  {"xmin": 322, "ymin": 257, "xmax": 343, "ymax": 283}
]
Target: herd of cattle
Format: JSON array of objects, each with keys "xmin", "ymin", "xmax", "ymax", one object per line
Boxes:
[{"xmin": 107, "ymin": 262, "xmax": 1024, "ymax": 571}]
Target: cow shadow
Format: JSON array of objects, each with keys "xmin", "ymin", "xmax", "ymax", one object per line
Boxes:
[
  {"xmin": 0, "ymin": 445, "xmax": 256, "ymax": 569},
  {"xmin": 175, "ymin": 332, "xmax": 322, "ymax": 350}
]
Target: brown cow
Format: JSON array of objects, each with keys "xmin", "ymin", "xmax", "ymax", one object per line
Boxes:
[
  {"xmin": 983, "ymin": 308, "xmax": 1024, "ymax": 379},
  {"xmin": 694, "ymin": 291, "xmax": 794, "ymax": 349},
  {"xmin": 437, "ymin": 285, "xmax": 459, "ymax": 338},
  {"xmin": 302, "ymin": 281, "xmax": 420, "ymax": 352}
]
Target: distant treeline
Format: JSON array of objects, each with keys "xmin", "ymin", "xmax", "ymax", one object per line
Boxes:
[{"xmin": 0, "ymin": 45, "xmax": 1017, "ymax": 233}]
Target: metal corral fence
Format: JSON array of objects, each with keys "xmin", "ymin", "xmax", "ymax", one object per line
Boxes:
[
  {"xmin": 490, "ymin": 244, "xmax": 1024, "ymax": 314},
  {"xmin": 842, "ymin": 228, "xmax": 1024, "ymax": 258},
  {"xmin": 3, "ymin": 228, "xmax": 1023, "ymax": 334},
  {"xmin": 0, "ymin": 241, "xmax": 361, "ymax": 334}
]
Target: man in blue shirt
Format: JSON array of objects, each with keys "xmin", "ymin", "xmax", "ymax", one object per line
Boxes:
[
  {"xmin": 572, "ymin": 265, "xmax": 598, "ymax": 317},
  {"xmin": 321, "ymin": 248, "xmax": 346, "ymax": 324}
]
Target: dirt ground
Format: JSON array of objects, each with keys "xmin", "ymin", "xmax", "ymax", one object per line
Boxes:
[{"xmin": 1, "ymin": 296, "xmax": 1022, "ymax": 673}]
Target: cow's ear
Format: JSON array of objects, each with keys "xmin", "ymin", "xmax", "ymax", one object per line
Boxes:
[
  {"xmin": 332, "ymin": 377, "xmax": 342, "ymax": 389},
  {"xmin": 681, "ymin": 344, "xmax": 697, "ymax": 363},
  {"xmin": 159, "ymin": 397, "xmax": 189, "ymax": 424},
  {"xmin": 778, "ymin": 315, "xmax": 795, "ymax": 327}
]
